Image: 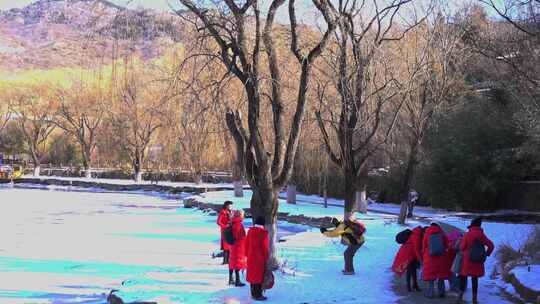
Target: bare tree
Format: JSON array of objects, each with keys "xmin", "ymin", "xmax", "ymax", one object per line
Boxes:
[
  {"xmin": 174, "ymin": 69, "xmax": 225, "ymax": 184},
  {"xmin": 479, "ymin": 0, "xmax": 539, "ymax": 36},
  {"xmin": 315, "ymin": 0, "xmax": 423, "ymax": 219},
  {"xmin": 175, "ymin": 0, "xmax": 337, "ymax": 267},
  {"xmin": 110, "ymin": 61, "xmax": 172, "ymax": 183},
  {"xmin": 9, "ymin": 84, "xmax": 56, "ymax": 176},
  {"xmin": 395, "ymin": 14, "xmax": 469, "ymax": 224},
  {"xmin": 54, "ymin": 80, "xmax": 108, "ymax": 178},
  {"xmin": 0, "ymin": 100, "xmax": 11, "ymax": 135}
]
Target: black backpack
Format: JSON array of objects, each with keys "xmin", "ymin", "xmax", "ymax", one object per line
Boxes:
[
  {"xmin": 396, "ymin": 229, "xmax": 413, "ymax": 244},
  {"xmin": 469, "ymin": 239, "xmax": 487, "ymax": 263},
  {"xmin": 429, "ymin": 233, "xmax": 444, "ymax": 256},
  {"xmin": 224, "ymin": 225, "xmax": 235, "ymax": 245}
]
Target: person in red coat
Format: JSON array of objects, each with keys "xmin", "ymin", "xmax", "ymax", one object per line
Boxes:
[
  {"xmin": 217, "ymin": 201, "xmax": 233, "ymax": 265},
  {"xmin": 228, "ymin": 210, "xmax": 247, "ymax": 287},
  {"xmin": 245, "ymin": 216, "xmax": 269, "ymax": 301},
  {"xmin": 392, "ymin": 226, "xmax": 424, "ymax": 292},
  {"xmin": 422, "ymin": 223, "xmax": 449, "ymax": 298},
  {"xmin": 458, "ymin": 217, "xmax": 494, "ymax": 304}
]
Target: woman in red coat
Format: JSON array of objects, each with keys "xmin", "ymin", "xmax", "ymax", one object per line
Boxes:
[
  {"xmin": 458, "ymin": 218, "xmax": 494, "ymax": 304},
  {"xmin": 228, "ymin": 210, "xmax": 247, "ymax": 287},
  {"xmin": 422, "ymin": 223, "xmax": 449, "ymax": 298},
  {"xmin": 217, "ymin": 201, "xmax": 233, "ymax": 264},
  {"xmin": 245, "ymin": 216, "xmax": 269, "ymax": 301},
  {"xmin": 392, "ymin": 226, "xmax": 424, "ymax": 292}
]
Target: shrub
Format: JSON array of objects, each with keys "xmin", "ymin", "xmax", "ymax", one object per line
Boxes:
[
  {"xmin": 522, "ymin": 227, "xmax": 540, "ymax": 263},
  {"xmin": 496, "ymin": 243, "xmax": 522, "ymax": 266}
]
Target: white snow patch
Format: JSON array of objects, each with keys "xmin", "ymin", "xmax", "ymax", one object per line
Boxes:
[{"xmin": 510, "ymin": 265, "xmax": 540, "ymax": 292}]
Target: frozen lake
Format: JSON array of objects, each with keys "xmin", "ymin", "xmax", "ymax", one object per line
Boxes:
[
  {"xmin": 0, "ymin": 186, "xmax": 525, "ymax": 304},
  {"xmin": 0, "ymin": 187, "xmax": 303, "ymax": 303}
]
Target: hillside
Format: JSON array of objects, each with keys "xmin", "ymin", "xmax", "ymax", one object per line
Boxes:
[{"xmin": 0, "ymin": 0, "xmax": 186, "ymax": 71}]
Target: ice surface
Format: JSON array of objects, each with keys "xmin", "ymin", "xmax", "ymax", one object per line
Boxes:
[{"xmin": 0, "ymin": 186, "xmax": 533, "ymax": 303}]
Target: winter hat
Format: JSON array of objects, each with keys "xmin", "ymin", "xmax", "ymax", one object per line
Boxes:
[
  {"xmin": 254, "ymin": 216, "xmax": 266, "ymax": 226},
  {"xmin": 468, "ymin": 217, "xmax": 482, "ymax": 228}
]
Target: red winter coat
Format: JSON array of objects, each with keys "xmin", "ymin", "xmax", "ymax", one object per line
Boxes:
[
  {"xmin": 444, "ymin": 236, "xmax": 459, "ymax": 275},
  {"xmin": 246, "ymin": 226, "xmax": 269, "ymax": 284},
  {"xmin": 392, "ymin": 226, "xmax": 423, "ymax": 276},
  {"xmin": 229, "ymin": 217, "xmax": 247, "ymax": 270},
  {"xmin": 217, "ymin": 209, "xmax": 232, "ymax": 251},
  {"xmin": 422, "ymin": 225, "xmax": 450, "ymax": 281},
  {"xmin": 460, "ymin": 227, "xmax": 494, "ymax": 278}
]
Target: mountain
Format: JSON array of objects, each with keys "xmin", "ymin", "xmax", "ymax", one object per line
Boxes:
[{"xmin": 0, "ymin": 0, "xmax": 186, "ymax": 71}]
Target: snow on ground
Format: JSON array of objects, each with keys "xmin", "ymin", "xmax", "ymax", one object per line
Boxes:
[
  {"xmin": 510, "ymin": 265, "xmax": 540, "ymax": 292},
  {"xmin": 0, "ymin": 184, "xmax": 536, "ymax": 303},
  {"xmin": 0, "ymin": 187, "xmax": 401, "ymax": 303},
  {"xmin": 284, "ymin": 191, "xmax": 540, "ymax": 218},
  {"xmin": 199, "ymin": 190, "xmax": 537, "ymax": 303}
]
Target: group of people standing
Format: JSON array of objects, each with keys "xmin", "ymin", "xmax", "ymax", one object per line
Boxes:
[
  {"xmin": 215, "ymin": 199, "xmax": 495, "ymax": 304},
  {"xmin": 216, "ymin": 201, "xmax": 270, "ymax": 301},
  {"xmin": 392, "ymin": 218, "xmax": 494, "ymax": 304}
]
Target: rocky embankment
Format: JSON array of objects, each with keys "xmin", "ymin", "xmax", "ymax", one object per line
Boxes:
[
  {"xmin": 183, "ymin": 198, "xmax": 334, "ymax": 228},
  {"xmin": 2, "ymin": 177, "xmax": 232, "ymax": 194}
]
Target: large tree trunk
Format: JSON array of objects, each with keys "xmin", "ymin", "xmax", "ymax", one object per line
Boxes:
[
  {"xmin": 133, "ymin": 151, "xmax": 143, "ymax": 184},
  {"xmin": 233, "ymin": 154, "xmax": 244, "ymax": 197},
  {"xmin": 82, "ymin": 145, "xmax": 92, "ymax": 179},
  {"xmin": 135, "ymin": 170, "xmax": 143, "ymax": 184},
  {"xmin": 193, "ymin": 171, "xmax": 203, "ymax": 185},
  {"xmin": 233, "ymin": 181, "xmax": 244, "ymax": 197},
  {"xmin": 33, "ymin": 164, "xmax": 41, "ymax": 177},
  {"xmin": 355, "ymin": 189, "xmax": 367, "ymax": 213},
  {"xmin": 286, "ymin": 184, "xmax": 296, "ymax": 204},
  {"xmin": 355, "ymin": 166, "xmax": 369, "ymax": 214},
  {"xmin": 250, "ymin": 187, "xmax": 280, "ymax": 270},
  {"xmin": 31, "ymin": 151, "xmax": 40, "ymax": 177},
  {"xmin": 398, "ymin": 141, "xmax": 420, "ymax": 224},
  {"xmin": 85, "ymin": 167, "xmax": 92, "ymax": 179},
  {"xmin": 343, "ymin": 170, "xmax": 356, "ymax": 220}
]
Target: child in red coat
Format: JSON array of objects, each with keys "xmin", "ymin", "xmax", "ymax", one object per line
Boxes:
[
  {"xmin": 458, "ymin": 217, "xmax": 494, "ymax": 304},
  {"xmin": 246, "ymin": 216, "xmax": 269, "ymax": 301},
  {"xmin": 228, "ymin": 210, "xmax": 247, "ymax": 287},
  {"xmin": 217, "ymin": 201, "xmax": 233, "ymax": 264}
]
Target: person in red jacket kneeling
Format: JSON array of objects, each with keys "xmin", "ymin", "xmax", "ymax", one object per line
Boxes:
[
  {"xmin": 228, "ymin": 210, "xmax": 247, "ymax": 287},
  {"xmin": 458, "ymin": 217, "xmax": 494, "ymax": 304},
  {"xmin": 217, "ymin": 201, "xmax": 233, "ymax": 264},
  {"xmin": 246, "ymin": 216, "xmax": 269, "ymax": 301}
]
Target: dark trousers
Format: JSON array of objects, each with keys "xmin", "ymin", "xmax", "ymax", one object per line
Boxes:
[
  {"xmin": 460, "ymin": 276, "xmax": 478, "ymax": 299},
  {"xmin": 344, "ymin": 243, "xmax": 362, "ymax": 272},
  {"xmin": 250, "ymin": 284, "xmax": 263, "ymax": 298},
  {"xmin": 406, "ymin": 260, "xmax": 419, "ymax": 289},
  {"xmin": 407, "ymin": 201, "xmax": 416, "ymax": 218},
  {"xmin": 425, "ymin": 279, "xmax": 445, "ymax": 298}
]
